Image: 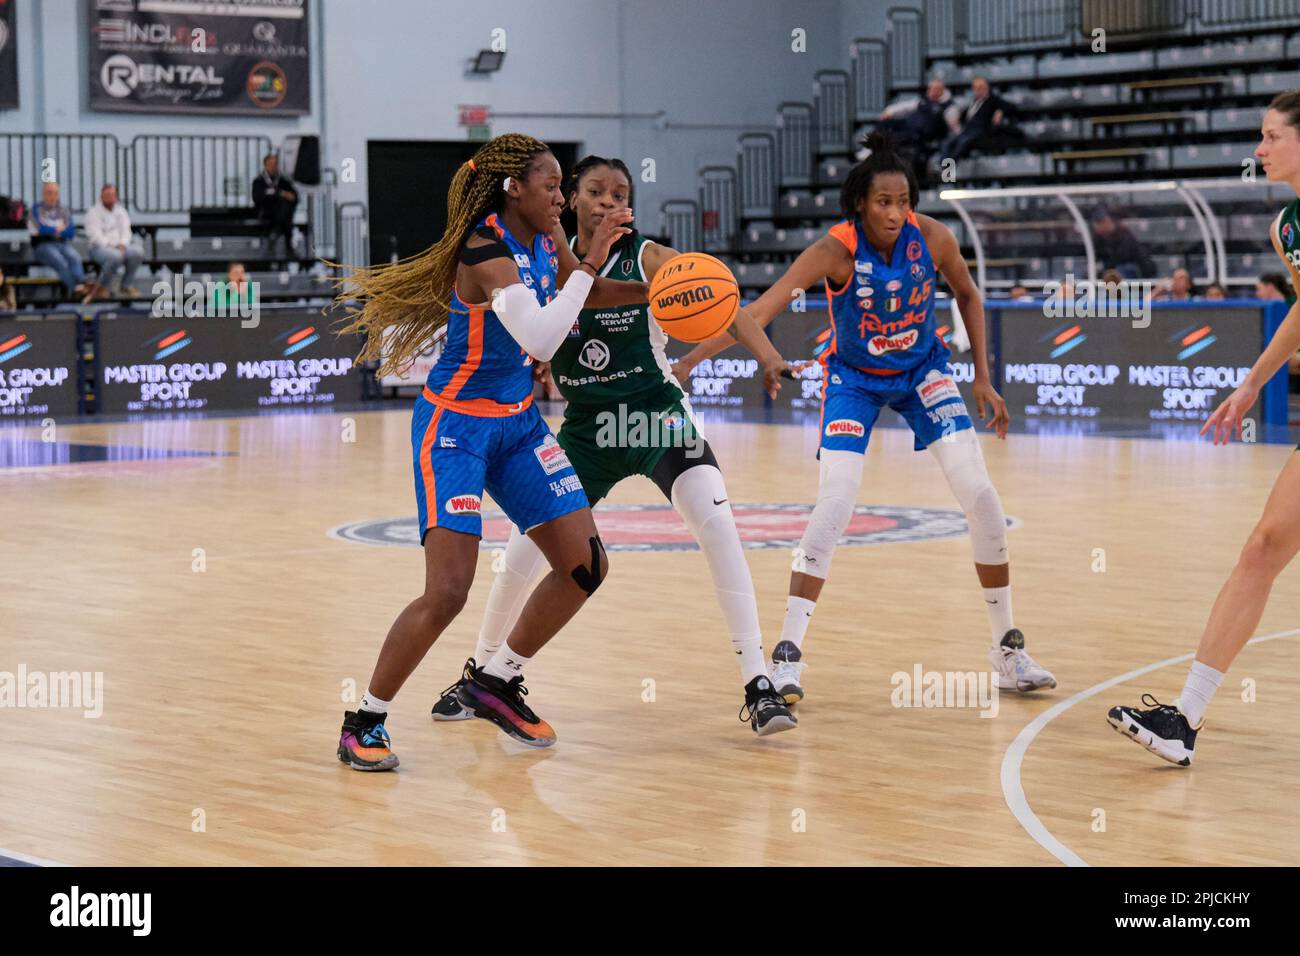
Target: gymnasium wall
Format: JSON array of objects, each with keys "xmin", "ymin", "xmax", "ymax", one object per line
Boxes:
[{"xmin": 7, "ymin": 0, "xmax": 891, "ymax": 217}]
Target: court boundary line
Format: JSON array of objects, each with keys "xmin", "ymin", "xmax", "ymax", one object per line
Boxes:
[
  {"xmin": 1002, "ymin": 625, "xmax": 1300, "ymax": 866},
  {"xmin": 0, "ymin": 846, "xmax": 65, "ymax": 867}
]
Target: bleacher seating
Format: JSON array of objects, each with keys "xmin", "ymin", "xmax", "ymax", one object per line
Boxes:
[{"xmin": 666, "ymin": 2, "xmax": 1300, "ymax": 296}]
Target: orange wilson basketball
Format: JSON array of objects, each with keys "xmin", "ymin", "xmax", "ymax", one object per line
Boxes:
[{"xmin": 648, "ymin": 253, "xmax": 740, "ymax": 342}]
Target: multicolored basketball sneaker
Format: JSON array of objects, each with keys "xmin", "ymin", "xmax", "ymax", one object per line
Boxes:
[
  {"xmin": 457, "ymin": 662, "xmax": 556, "ymax": 748},
  {"xmin": 431, "ymin": 657, "xmax": 475, "ymax": 721},
  {"xmin": 337, "ymin": 710, "xmax": 400, "ymax": 771}
]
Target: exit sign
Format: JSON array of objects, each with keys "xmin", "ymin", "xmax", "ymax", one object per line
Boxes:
[{"xmin": 459, "ymin": 105, "xmax": 489, "ymax": 126}]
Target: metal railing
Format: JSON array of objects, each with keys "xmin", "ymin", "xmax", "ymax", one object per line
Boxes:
[
  {"xmin": 0, "ymin": 134, "xmax": 121, "ymax": 213},
  {"xmin": 127, "ymin": 134, "xmax": 272, "ymax": 214},
  {"xmin": 660, "ymin": 199, "xmax": 700, "ymax": 253},
  {"xmin": 0, "ymin": 132, "xmax": 323, "ymax": 222},
  {"xmin": 850, "ymin": 38, "xmax": 890, "ymax": 120},
  {"xmin": 334, "ymin": 201, "xmax": 370, "ymax": 269},
  {"xmin": 776, "ymin": 102, "xmax": 814, "ymax": 187},
  {"xmin": 936, "ymin": 177, "xmax": 1264, "ymax": 291},
  {"xmin": 814, "ymin": 70, "xmax": 853, "ymax": 154},
  {"xmin": 699, "ymin": 167, "xmax": 738, "ymax": 252},
  {"xmin": 307, "ymin": 166, "xmax": 338, "ymax": 260}
]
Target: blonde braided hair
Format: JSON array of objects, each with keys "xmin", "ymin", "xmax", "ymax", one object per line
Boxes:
[{"xmin": 333, "ymin": 133, "xmax": 550, "ymax": 377}]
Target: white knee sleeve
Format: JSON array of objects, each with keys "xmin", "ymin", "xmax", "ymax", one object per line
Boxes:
[
  {"xmin": 475, "ymin": 524, "xmax": 547, "ymax": 660},
  {"xmin": 928, "ymin": 429, "xmax": 1008, "ymax": 565},
  {"xmin": 671, "ymin": 465, "xmax": 759, "ymax": 619},
  {"xmin": 796, "ymin": 449, "xmax": 864, "ymax": 580}
]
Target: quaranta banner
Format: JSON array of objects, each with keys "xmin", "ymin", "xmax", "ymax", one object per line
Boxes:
[{"xmin": 88, "ymin": 0, "xmax": 309, "ymax": 116}]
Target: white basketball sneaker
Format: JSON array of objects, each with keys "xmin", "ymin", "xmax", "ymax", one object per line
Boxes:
[
  {"xmin": 989, "ymin": 629, "xmax": 1057, "ymax": 692},
  {"xmin": 769, "ymin": 640, "xmax": 807, "ymax": 704}
]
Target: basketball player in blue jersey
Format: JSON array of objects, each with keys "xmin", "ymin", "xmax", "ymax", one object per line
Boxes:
[
  {"xmin": 332, "ymin": 133, "xmax": 649, "ymax": 769},
  {"xmin": 676, "ymin": 131, "xmax": 1057, "ymax": 703}
]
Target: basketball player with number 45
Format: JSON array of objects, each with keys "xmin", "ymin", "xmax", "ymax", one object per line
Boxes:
[{"xmin": 675, "ymin": 130, "xmax": 1057, "ymax": 705}]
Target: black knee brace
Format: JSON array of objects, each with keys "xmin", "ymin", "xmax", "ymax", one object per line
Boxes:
[{"xmin": 570, "ymin": 535, "xmax": 607, "ymax": 596}]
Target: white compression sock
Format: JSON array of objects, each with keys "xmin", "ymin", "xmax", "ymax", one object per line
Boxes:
[
  {"xmin": 359, "ymin": 690, "xmax": 392, "ymax": 715},
  {"xmin": 474, "ymin": 524, "xmax": 547, "ymax": 665},
  {"xmin": 670, "ymin": 464, "xmax": 767, "ymax": 684},
  {"xmin": 484, "ymin": 644, "xmax": 533, "ymax": 681},
  {"xmin": 780, "ymin": 596, "xmax": 817, "ymax": 650},
  {"xmin": 1178, "ymin": 659, "xmax": 1223, "ymax": 727},
  {"xmin": 983, "ymin": 585, "xmax": 1014, "ymax": 645}
]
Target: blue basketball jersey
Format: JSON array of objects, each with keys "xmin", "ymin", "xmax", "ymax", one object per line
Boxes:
[
  {"xmin": 425, "ymin": 212, "xmax": 559, "ymax": 412},
  {"xmin": 823, "ymin": 213, "xmax": 947, "ymax": 376}
]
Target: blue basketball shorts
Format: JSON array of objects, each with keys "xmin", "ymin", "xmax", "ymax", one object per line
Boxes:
[
  {"xmin": 411, "ymin": 399, "xmax": 588, "ymax": 542},
  {"xmin": 819, "ymin": 358, "xmax": 974, "ymax": 454}
]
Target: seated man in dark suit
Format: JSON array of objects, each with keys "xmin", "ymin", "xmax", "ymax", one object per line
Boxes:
[
  {"xmin": 942, "ymin": 77, "xmax": 1017, "ymax": 161},
  {"xmin": 251, "ymin": 153, "xmax": 299, "ymax": 254}
]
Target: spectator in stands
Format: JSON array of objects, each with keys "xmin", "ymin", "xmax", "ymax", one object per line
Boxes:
[
  {"xmin": 1008, "ymin": 284, "xmax": 1033, "ymax": 301},
  {"xmin": 0, "ymin": 266, "xmax": 15, "ymax": 311},
  {"xmin": 1090, "ymin": 206, "xmax": 1155, "ymax": 279},
  {"xmin": 941, "ymin": 77, "xmax": 1016, "ymax": 161},
  {"xmin": 209, "ymin": 261, "xmax": 254, "ymax": 313},
  {"xmin": 27, "ymin": 182, "xmax": 96, "ymax": 303},
  {"xmin": 876, "ymin": 78, "xmax": 958, "ymax": 165},
  {"xmin": 1203, "ymin": 282, "xmax": 1227, "ymax": 300},
  {"xmin": 1256, "ymin": 272, "xmax": 1292, "ymax": 302},
  {"xmin": 86, "ymin": 184, "xmax": 144, "ymax": 299},
  {"xmin": 1155, "ymin": 268, "xmax": 1195, "ymax": 301},
  {"xmin": 252, "ymin": 153, "xmax": 299, "ymax": 255}
]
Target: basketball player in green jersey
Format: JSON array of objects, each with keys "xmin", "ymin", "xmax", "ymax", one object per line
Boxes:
[
  {"xmin": 1108, "ymin": 90, "xmax": 1300, "ymax": 765},
  {"xmin": 431, "ymin": 155, "xmax": 799, "ymax": 735}
]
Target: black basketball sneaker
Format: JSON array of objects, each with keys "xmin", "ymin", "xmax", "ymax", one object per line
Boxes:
[
  {"xmin": 457, "ymin": 661, "xmax": 556, "ymax": 747},
  {"xmin": 1106, "ymin": 694, "xmax": 1199, "ymax": 766},
  {"xmin": 740, "ymin": 675, "xmax": 798, "ymax": 736},
  {"xmin": 431, "ymin": 658, "xmax": 475, "ymax": 721}
]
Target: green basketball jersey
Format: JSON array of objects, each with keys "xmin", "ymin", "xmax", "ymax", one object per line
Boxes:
[
  {"xmin": 548, "ymin": 231, "xmax": 681, "ymax": 406},
  {"xmin": 1276, "ymin": 199, "xmax": 1300, "ymax": 277}
]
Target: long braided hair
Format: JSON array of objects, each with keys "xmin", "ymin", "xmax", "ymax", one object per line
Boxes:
[{"xmin": 334, "ymin": 133, "xmax": 551, "ymax": 377}]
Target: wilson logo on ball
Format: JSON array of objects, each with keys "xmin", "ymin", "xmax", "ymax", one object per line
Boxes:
[{"xmin": 655, "ymin": 285, "xmax": 716, "ymax": 311}]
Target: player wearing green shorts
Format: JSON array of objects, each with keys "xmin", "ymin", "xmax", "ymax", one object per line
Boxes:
[{"xmin": 431, "ymin": 154, "xmax": 798, "ymax": 736}]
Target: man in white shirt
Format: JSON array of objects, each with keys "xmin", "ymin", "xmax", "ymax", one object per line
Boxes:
[{"xmin": 86, "ymin": 184, "xmax": 145, "ymax": 297}]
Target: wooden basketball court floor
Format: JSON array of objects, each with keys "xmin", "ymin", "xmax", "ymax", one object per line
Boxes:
[{"xmin": 2, "ymin": 405, "xmax": 1298, "ymax": 867}]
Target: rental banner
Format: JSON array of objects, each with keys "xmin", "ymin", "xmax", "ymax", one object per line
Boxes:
[{"xmin": 88, "ymin": 0, "xmax": 310, "ymax": 116}]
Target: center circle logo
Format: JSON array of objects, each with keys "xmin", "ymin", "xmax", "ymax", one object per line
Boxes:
[
  {"xmin": 578, "ymin": 339, "xmax": 610, "ymax": 372},
  {"xmin": 101, "ymin": 54, "xmax": 139, "ymax": 98},
  {"xmin": 330, "ymin": 504, "xmax": 1019, "ymax": 553}
]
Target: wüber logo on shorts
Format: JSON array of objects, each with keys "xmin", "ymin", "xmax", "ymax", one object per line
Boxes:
[
  {"xmin": 867, "ymin": 328, "xmax": 919, "ymax": 356},
  {"xmin": 445, "ymin": 494, "xmax": 481, "ymax": 515},
  {"xmin": 825, "ymin": 418, "xmax": 865, "ymax": 438},
  {"xmin": 534, "ymin": 435, "xmax": 571, "ymax": 475}
]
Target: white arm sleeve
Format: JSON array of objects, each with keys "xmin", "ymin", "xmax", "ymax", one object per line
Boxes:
[{"xmin": 491, "ymin": 269, "xmax": 595, "ymax": 362}]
